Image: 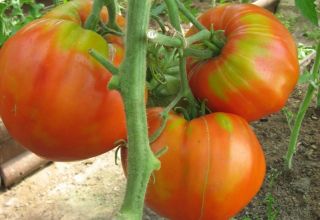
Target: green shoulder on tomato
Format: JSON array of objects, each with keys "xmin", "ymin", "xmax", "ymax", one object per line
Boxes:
[
  {"xmin": 122, "ymin": 107, "xmax": 266, "ymax": 219},
  {"xmin": 187, "ymin": 4, "xmax": 299, "ymax": 121},
  {"xmin": 0, "ymin": 0, "xmax": 126, "ymax": 161}
]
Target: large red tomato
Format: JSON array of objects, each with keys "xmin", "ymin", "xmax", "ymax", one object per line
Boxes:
[
  {"xmin": 187, "ymin": 4, "xmax": 299, "ymax": 121},
  {"xmin": 122, "ymin": 107, "xmax": 266, "ymax": 219},
  {"xmin": 0, "ymin": 0, "xmax": 126, "ymax": 161}
]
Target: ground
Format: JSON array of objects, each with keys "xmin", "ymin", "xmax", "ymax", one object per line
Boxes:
[{"xmin": 0, "ymin": 1, "xmax": 319, "ymax": 220}]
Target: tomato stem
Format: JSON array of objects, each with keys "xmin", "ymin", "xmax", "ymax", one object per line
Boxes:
[
  {"xmin": 164, "ymin": 0, "xmax": 181, "ymax": 31},
  {"xmin": 105, "ymin": 0, "xmax": 122, "ymax": 32},
  {"xmin": 317, "ymin": 87, "xmax": 320, "ymax": 109},
  {"xmin": 178, "ymin": 48, "xmax": 200, "ymax": 117},
  {"xmin": 148, "ymin": 0, "xmax": 200, "ymax": 143},
  {"xmin": 285, "ymin": 43, "xmax": 320, "ymax": 169},
  {"xmin": 116, "ymin": 0, "xmax": 160, "ymax": 218},
  {"xmin": 84, "ymin": 0, "xmax": 105, "ymax": 30},
  {"xmin": 184, "ymin": 47, "xmax": 216, "ymax": 59},
  {"xmin": 88, "ymin": 49, "xmax": 119, "ymax": 75},
  {"xmin": 186, "ymin": 29, "xmax": 211, "ymax": 45},
  {"xmin": 174, "ymin": 0, "xmax": 224, "ymax": 51},
  {"xmin": 147, "ymin": 29, "xmax": 215, "ymax": 51},
  {"xmin": 149, "ymin": 90, "xmax": 183, "ymax": 143},
  {"xmin": 175, "ymin": 0, "xmax": 205, "ymax": 31},
  {"xmin": 164, "ymin": 0, "xmax": 200, "ymax": 117},
  {"xmin": 101, "ymin": 26, "xmax": 123, "ymax": 36},
  {"xmin": 147, "ymin": 30, "xmax": 182, "ymax": 47},
  {"xmin": 85, "ymin": 0, "xmax": 122, "ymax": 34},
  {"xmin": 151, "ymin": 14, "xmax": 166, "ymax": 33}
]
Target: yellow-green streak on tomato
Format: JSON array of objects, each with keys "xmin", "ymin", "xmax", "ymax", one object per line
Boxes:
[
  {"xmin": 187, "ymin": 4, "xmax": 299, "ymax": 121},
  {"xmin": 214, "ymin": 113, "xmax": 233, "ymax": 132}
]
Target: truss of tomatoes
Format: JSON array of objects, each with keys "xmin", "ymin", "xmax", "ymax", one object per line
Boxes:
[
  {"xmin": 122, "ymin": 3, "xmax": 298, "ymax": 220},
  {"xmin": 0, "ymin": 1, "xmax": 298, "ymax": 219}
]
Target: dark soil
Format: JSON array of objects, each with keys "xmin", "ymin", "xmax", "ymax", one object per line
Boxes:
[{"xmin": 237, "ymin": 84, "xmax": 320, "ymax": 220}]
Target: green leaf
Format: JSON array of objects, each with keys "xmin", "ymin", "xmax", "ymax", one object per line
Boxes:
[
  {"xmin": 298, "ymin": 71, "xmax": 312, "ymax": 84},
  {"xmin": 29, "ymin": 3, "xmax": 44, "ymax": 18},
  {"xmin": 295, "ymin": 0, "xmax": 319, "ymax": 26}
]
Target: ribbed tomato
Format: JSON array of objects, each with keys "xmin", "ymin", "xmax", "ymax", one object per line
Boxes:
[
  {"xmin": 44, "ymin": 0, "xmax": 125, "ymax": 66},
  {"xmin": 122, "ymin": 107, "xmax": 266, "ymax": 219},
  {"xmin": 187, "ymin": 4, "xmax": 299, "ymax": 121},
  {"xmin": 0, "ymin": 0, "xmax": 125, "ymax": 161}
]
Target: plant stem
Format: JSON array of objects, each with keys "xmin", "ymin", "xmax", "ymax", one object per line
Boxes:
[
  {"xmin": 117, "ymin": 0, "xmax": 160, "ymax": 219},
  {"xmin": 184, "ymin": 47, "xmax": 215, "ymax": 59},
  {"xmin": 148, "ymin": 0, "xmax": 200, "ymax": 143},
  {"xmin": 106, "ymin": 0, "xmax": 122, "ymax": 32},
  {"xmin": 147, "ymin": 29, "xmax": 213, "ymax": 49},
  {"xmin": 164, "ymin": 0, "xmax": 181, "ymax": 32},
  {"xmin": 164, "ymin": 0, "xmax": 199, "ymax": 114},
  {"xmin": 285, "ymin": 43, "xmax": 320, "ymax": 169},
  {"xmin": 174, "ymin": 0, "xmax": 205, "ymax": 31},
  {"xmin": 174, "ymin": 0, "xmax": 221, "ymax": 51},
  {"xmin": 147, "ymin": 30, "xmax": 182, "ymax": 47},
  {"xmin": 311, "ymin": 44, "xmax": 320, "ymax": 82},
  {"xmin": 151, "ymin": 14, "xmax": 166, "ymax": 33},
  {"xmin": 317, "ymin": 88, "xmax": 320, "ymax": 109},
  {"xmin": 84, "ymin": 0, "xmax": 105, "ymax": 30},
  {"xmin": 186, "ymin": 29, "xmax": 211, "ymax": 46},
  {"xmin": 89, "ymin": 49, "xmax": 119, "ymax": 75},
  {"xmin": 178, "ymin": 49, "xmax": 199, "ymax": 114}
]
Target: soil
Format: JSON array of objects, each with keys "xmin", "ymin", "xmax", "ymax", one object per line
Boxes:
[{"xmin": 0, "ymin": 2, "xmax": 319, "ymax": 220}]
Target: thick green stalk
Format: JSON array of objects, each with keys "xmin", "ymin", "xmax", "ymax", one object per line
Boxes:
[
  {"xmin": 285, "ymin": 43, "xmax": 320, "ymax": 169},
  {"xmin": 117, "ymin": 0, "xmax": 160, "ymax": 219}
]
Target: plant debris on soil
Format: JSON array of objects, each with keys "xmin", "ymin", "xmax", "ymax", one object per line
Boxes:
[{"xmin": 0, "ymin": 1, "xmax": 319, "ymax": 220}]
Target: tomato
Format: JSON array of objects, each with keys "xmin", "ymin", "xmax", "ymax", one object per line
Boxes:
[
  {"xmin": 43, "ymin": 0, "xmax": 125, "ymax": 26},
  {"xmin": 121, "ymin": 107, "xmax": 266, "ymax": 219},
  {"xmin": 187, "ymin": 4, "xmax": 299, "ymax": 121},
  {"xmin": 0, "ymin": 0, "xmax": 126, "ymax": 161},
  {"xmin": 44, "ymin": 0, "xmax": 125, "ymax": 67}
]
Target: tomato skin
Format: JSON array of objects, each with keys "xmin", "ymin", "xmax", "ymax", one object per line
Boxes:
[
  {"xmin": 0, "ymin": 3, "xmax": 126, "ymax": 161},
  {"xmin": 187, "ymin": 4, "xmax": 299, "ymax": 121},
  {"xmin": 122, "ymin": 107, "xmax": 266, "ymax": 219},
  {"xmin": 44, "ymin": 0, "xmax": 125, "ymax": 67},
  {"xmin": 43, "ymin": 0, "xmax": 125, "ymax": 26}
]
